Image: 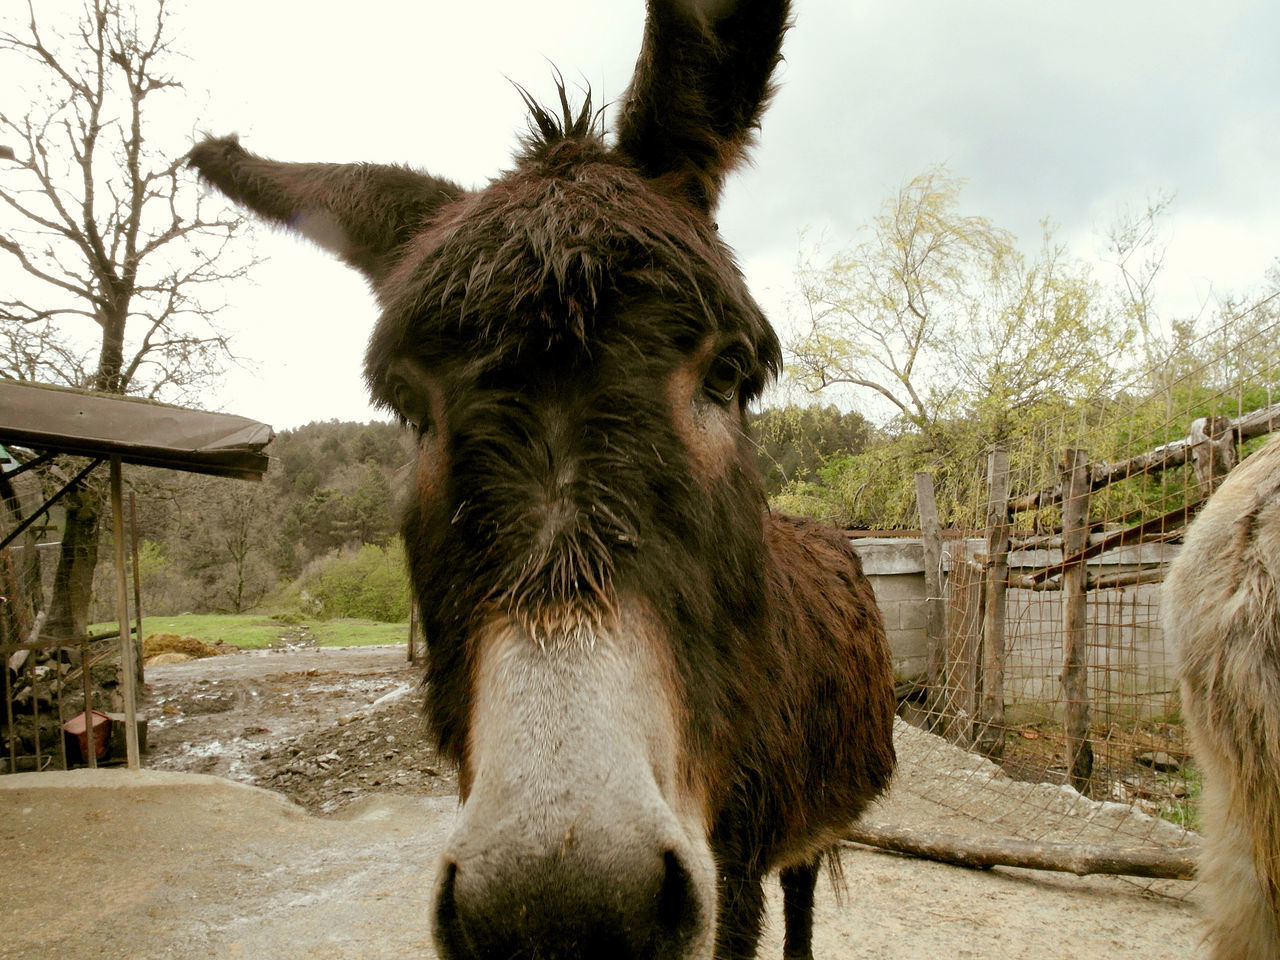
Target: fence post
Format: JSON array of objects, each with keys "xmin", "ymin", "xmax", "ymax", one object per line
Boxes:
[
  {"xmin": 942, "ymin": 557, "xmax": 983, "ymax": 746},
  {"xmin": 1188, "ymin": 415, "xmax": 1237, "ymax": 497},
  {"xmin": 975, "ymin": 446, "xmax": 1010, "ymax": 759},
  {"xmin": 109, "ymin": 457, "xmax": 140, "ymax": 769},
  {"xmin": 129, "ymin": 492, "xmax": 144, "ymax": 685},
  {"xmin": 1059, "ymin": 449, "xmax": 1093, "ymax": 792},
  {"xmin": 915, "ymin": 470, "xmax": 946, "ymax": 729}
]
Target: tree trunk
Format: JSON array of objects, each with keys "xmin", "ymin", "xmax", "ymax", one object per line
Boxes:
[
  {"xmin": 44, "ymin": 482, "xmax": 104, "ymax": 641},
  {"xmin": 45, "ymin": 308, "xmax": 127, "ymax": 639},
  {"xmin": 1, "ymin": 471, "xmax": 42, "ymax": 631}
]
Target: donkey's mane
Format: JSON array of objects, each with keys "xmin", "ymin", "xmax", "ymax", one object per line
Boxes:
[{"xmin": 514, "ymin": 78, "xmax": 605, "ymax": 159}]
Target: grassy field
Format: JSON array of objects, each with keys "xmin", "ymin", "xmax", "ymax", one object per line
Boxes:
[{"xmin": 94, "ymin": 614, "xmax": 409, "ymax": 649}]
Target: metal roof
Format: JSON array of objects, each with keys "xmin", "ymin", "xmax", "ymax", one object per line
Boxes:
[{"xmin": 0, "ymin": 380, "xmax": 273, "ymax": 480}]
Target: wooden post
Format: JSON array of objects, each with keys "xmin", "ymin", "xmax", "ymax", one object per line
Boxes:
[
  {"xmin": 943, "ymin": 557, "xmax": 983, "ymax": 746},
  {"xmin": 975, "ymin": 447, "xmax": 1011, "ymax": 759},
  {"xmin": 407, "ymin": 598, "xmax": 417, "ymax": 663},
  {"xmin": 81, "ymin": 638, "xmax": 96, "ymax": 769},
  {"xmin": 28, "ymin": 651, "xmax": 41, "ymax": 769},
  {"xmin": 1, "ymin": 611, "xmax": 15, "ymax": 772},
  {"xmin": 54, "ymin": 643, "xmax": 68, "ymax": 770},
  {"xmin": 1060, "ymin": 449, "xmax": 1093, "ymax": 792},
  {"xmin": 109, "ymin": 457, "xmax": 140, "ymax": 769},
  {"xmin": 915, "ymin": 471, "xmax": 947, "ymax": 730},
  {"xmin": 129, "ymin": 492, "xmax": 144, "ymax": 685},
  {"xmin": 1188, "ymin": 415, "xmax": 1237, "ymax": 497}
]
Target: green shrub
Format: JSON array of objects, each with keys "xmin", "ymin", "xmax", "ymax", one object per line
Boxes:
[{"xmin": 300, "ymin": 543, "xmax": 410, "ymax": 622}]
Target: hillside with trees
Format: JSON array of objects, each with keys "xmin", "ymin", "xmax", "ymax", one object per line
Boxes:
[{"xmin": 87, "ymin": 419, "xmax": 415, "ymax": 621}]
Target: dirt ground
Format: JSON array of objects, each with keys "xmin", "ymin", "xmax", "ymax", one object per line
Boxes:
[
  {"xmin": 0, "ymin": 644, "xmax": 1207, "ymax": 959},
  {"xmin": 142, "ymin": 643, "xmax": 458, "ymax": 811}
]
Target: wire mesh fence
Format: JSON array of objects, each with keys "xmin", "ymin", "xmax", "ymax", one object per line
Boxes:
[{"xmin": 869, "ymin": 304, "xmax": 1280, "ymax": 885}]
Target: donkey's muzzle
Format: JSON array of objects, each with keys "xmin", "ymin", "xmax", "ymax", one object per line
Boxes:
[
  {"xmin": 433, "ymin": 614, "xmax": 716, "ymax": 957},
  {"xmin": 433, "ymin": 827, "xmax": 708, "ymax": 959}
]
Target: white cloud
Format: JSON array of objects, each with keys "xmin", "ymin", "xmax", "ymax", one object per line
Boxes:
[{"xmin": 5, "ymin": 0, "xmax": 1276, "ymax": 428}]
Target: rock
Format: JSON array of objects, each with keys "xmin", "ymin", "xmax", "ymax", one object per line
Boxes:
[{"xmin": 1135, "ymin": 751, "xmax": 1182, "ymax": 772}]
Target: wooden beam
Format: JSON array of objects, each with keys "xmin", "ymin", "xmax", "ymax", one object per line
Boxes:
[
  {"xmin": 1009, "ymin": 400, "xmax": 1280, "ymax": 512},
  {"xmin": 1022, "ymin": 498, "xmax": 1202, "ymax": 586}
]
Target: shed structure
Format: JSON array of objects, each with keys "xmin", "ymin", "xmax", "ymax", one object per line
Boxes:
[{"xmin": 0, "ymin": 379, "xmax": 273, "ymax": 770}]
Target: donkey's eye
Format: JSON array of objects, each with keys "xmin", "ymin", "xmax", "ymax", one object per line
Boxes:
[
  {"xmin": 385, "ymin": 359, "xmax": 435, "ymax": 434},
  {"xmin": 393, "ymin": 381, "xmax": 431, "ymax": 433},
  {"xmin": 703, "ymin": 351, "xmax": 747, "ymax": 405}
]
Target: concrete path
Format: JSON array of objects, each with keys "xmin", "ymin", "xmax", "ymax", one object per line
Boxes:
[{"xmin": 0, "ymin": 768, "xmax": 1202, "ymax": 959}]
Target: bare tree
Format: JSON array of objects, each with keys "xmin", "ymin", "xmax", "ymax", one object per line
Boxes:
[{"xmin": 0, "ymin": 0, "xmax": 255, "ymax": 638}]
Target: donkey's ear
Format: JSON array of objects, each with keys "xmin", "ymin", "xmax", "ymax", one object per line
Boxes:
[
  {"xmin": 615, "ymin": 0, "xmax": 791, "ymax": 213},
  {"xmin": 188, "ymin": 136, "xmax": 462, "ymax": 282}
]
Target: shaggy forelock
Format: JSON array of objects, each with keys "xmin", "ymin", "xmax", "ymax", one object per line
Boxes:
[{"xmin": 364, "ymin": 132, "xmax": 780, "ymax": 407}]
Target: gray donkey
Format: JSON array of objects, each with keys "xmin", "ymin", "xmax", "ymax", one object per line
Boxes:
[{"xmin": 1165, "ymin": 435, "xmax": 1280, "ymax": 959}]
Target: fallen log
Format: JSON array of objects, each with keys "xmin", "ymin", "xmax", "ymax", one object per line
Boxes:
[{"xmin": 843, "ymin": 820, "xmax": 1198, "ymax": 881}]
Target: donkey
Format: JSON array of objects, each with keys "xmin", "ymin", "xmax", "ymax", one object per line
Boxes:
[
  {"xmin": 1164, "ymin": 435, "xmax": 1280, "ymax": 959},
  {"xmin": 189, "ymin": 1, "xmax": 896, "ymax": 956}
]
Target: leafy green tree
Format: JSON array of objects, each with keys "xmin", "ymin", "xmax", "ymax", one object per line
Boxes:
[
  {"xmin": 300, "ymin": 543, "xmax": 410, "ymax": 622},
  {"xmin": 791, "ymin": 166, "xmax": 1133, "ymax": 451},
  {"xmin": 786, "ymin": 167, "xmax": 1137, "ymax": 526},
  {"xmin": 748, "ymin": 404, "xmax": 872, "ymax": 495}
]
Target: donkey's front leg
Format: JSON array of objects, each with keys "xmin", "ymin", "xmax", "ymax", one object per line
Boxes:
[
  {"xmin": 716, "ymin": 868, "xmax": 767, "ymax": 960},
  {"xmin": 780, "ymin": 858, "xmax": 821, "ymax": 960}
]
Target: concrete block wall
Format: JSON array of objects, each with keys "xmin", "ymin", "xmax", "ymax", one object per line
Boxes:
[
  {"xmin": 1001, "ymin": 580, "xmax": 1175, "ymax": 724},
  {"xmin": 850, "ymin": 536, "xmax": 1178, "ymax": 720},
  {"xmin": 849, "ymin": 538, "xmax": 930, "ymax": 683}
]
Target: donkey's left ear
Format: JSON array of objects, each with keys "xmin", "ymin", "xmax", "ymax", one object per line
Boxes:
[
  {"xmin": 615, "ymin": 0, "xmax": 791, "ymax": 213},
  {"xmin": 188, "ymin": 136, "xmax": 462, "ymax": 283}
]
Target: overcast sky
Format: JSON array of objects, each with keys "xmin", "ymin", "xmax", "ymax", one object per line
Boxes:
[{"xmin": 10, "ymin": 0, "xmax": 1280, "ymax": 429}]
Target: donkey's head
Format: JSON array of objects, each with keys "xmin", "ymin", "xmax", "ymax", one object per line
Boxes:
[{"xmin": 191, "ymin": 1, "xmax": 790, "ymax": 955}]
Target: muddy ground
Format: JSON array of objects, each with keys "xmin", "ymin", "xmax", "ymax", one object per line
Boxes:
[
  {"xmin": 37, "ymin": 642, "xmax": 1199, "ymax": 960},
  {"xmin": 143, "ymin": 643, "xmax": 458, "ymax": 811}
]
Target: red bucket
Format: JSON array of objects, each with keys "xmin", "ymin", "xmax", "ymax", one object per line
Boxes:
[{"xmin": 64, "ymin": 710, "xmax": 112, "ymax": 761}]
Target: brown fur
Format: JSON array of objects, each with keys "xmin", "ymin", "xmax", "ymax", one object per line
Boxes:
[
  {"xmin": 1165, "ymin": 435, "xmax": 1280, "ymax": 958},
  {"xmin": 187, "ymin": 2, "xmax": 895, "ymax": 957}
]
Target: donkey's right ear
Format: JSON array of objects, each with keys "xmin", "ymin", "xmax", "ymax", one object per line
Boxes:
[{"xmin": 188, "ymin": 136, "xmax": 463, "ymax": 282}]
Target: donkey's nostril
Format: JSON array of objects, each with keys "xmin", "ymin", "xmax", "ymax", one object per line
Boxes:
[{"xmin": 657, "ymin": 848, "xmax": 702, "ymax": 946}]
